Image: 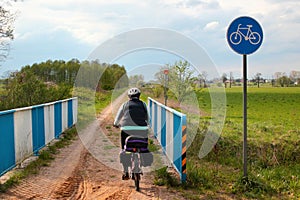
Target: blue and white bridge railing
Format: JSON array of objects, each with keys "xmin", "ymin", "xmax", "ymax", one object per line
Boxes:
[
  {"xmin": 0, "ymin": 97, "xmax": 78, "ymax": 176},
  {"xmin": 148, "ymin": 97, "xmax": 187, "ymax": 182}
]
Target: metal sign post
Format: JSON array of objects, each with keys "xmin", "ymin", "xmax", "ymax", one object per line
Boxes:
[
  {"xmin": 227, "ymin": 16, "xmax": 263, "ymax": 177},
  {"xmin": 243, "ymin": 54, "xmax": 248, "ymax": 177}
]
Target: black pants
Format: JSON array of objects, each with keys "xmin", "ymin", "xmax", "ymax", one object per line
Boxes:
[{"xmin": 121, "ymin": 130, "xmax": 148, "ymax": 149}]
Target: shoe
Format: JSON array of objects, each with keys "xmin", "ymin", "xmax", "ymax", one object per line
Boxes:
[{"xmin": 122, "ymin": 172, "xmax": 129, "ymax": 180}]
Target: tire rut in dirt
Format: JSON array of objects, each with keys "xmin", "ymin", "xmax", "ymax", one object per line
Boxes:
[
  {"xmin": 51, "ymin": 175, "xmax": 82, "ymax": 199},
  {"xmin": 50, "ymin": 149, "xmax": 91, "ymax": 200},
  {"xmin": 102, "ymin": 187, "xmax": 132, "ymax": 200}
]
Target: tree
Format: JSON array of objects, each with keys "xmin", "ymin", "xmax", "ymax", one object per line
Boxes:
[
  {"xmin": 198, "ymin": 71, "xmax": 208, "ymax": 88},
  {"xmin": 111, "ymin": 64, "xmax": 128, "ymax": 89},
  {"xmin": 254, "ymin": 72, "xmax": 262, "ymax": 88},
  {"xmin": 221, "ymin": 73, "xmax": 228, "ymax": 88},
  {"xmin": 290, "ymin": 70, "xmax": 300, "ymax": 84},
  {"xmin": 163, "ymin": 60, "xmax": 194, "ymax": 103},
  {"xmin": 129, "ymin": 74, "xmax": 144, "ymax": 87},
  {"xmin": 0, "ymin": 1, "xmax": 16, "ymax": 62},
  {"xmin": 274, "ymin": 72, "xmax": 291, "ymax": 87},
  {"xmin": 155, "ymin": 66, "xmax": 170, "ymax": 87},
  {"xmin": 229, "ymin": 72, "xmax": 234, "ymax": 88},
  {"xmin": 99, "ymin": 63, "xmax": 128, "ymax": 90},
  {"xmin": 5, "ymin": 71, "xmax": 48, "ymax": 109},
  {"xmin": 278, "ymin": 76, "xmax": 290, "ymax": 87},
  {"xmin": 274, "ymin": 72, "xmax": 283, "ymax": 81}
]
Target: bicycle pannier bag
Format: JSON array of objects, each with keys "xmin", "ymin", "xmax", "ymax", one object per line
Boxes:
[
  {"xmin": 141, "ymin": 152, "xmax": 153, "ymax": 167},
  {"xmin": 119, "ymin": 150, "xmax": 131, "ymax": 166}
]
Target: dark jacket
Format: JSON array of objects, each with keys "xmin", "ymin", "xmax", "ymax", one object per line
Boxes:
[{"xmin": 114, "ymin": 98, "xmax": 149, "ymax": 127}]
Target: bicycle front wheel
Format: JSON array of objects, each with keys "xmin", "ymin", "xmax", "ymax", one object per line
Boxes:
[{"xmin": 230, "ymin": 32, "xmax": 242, "ymax": 45}]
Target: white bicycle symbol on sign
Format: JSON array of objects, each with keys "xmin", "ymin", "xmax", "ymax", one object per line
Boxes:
[{"xmin": 229, "ymin": 24, "xmax": 261, "ymax": 45}]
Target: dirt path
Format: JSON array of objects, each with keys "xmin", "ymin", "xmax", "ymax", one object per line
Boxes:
[{"xmin": 0, "ymin": 94, "xmax": 186, "ymax": 200}]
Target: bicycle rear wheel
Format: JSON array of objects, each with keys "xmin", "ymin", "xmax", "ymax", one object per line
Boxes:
[{"xmin": 249, "ymin": 32, "xmax": 261, "ymax": 45}]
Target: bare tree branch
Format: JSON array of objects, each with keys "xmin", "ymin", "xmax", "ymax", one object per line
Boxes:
[{"xmin": 0, "ymin": 1, "xmax": 16, "ymax": 63}]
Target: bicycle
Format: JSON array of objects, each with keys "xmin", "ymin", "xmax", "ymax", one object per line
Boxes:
[
  {"xmin": 122, "ymin": 135, "xmax": 149, "ymax": 191},
  {"xmin": 229, "ymin": 23, "xmax": 261, "ymax": 45}
]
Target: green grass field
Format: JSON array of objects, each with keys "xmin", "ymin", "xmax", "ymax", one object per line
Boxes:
[
  {"xmin": 185, "ymin": 87, "xmax": 300, "ymax": 199},
  {"xmin": 198, "ymin": 87, "xmax": 300, "ymax": 141}
]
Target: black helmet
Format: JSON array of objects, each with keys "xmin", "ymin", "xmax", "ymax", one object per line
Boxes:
[{"xmin": 128, "ymin": 87, "xmax": 141, "ymax": 98}]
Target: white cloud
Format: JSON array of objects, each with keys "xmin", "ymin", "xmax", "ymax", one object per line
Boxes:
[
  {"xmin": 204, "ymin": 21, "xmax": 219, "ymax": 31},
  {"xmin": 12, "ymin": 0, "xmax": 142, "ymax": 45}
]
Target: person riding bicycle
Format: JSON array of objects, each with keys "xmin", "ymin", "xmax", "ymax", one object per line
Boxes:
[{"xmin": 113, "ymin": 87, "xmax": 149, "ymax": 180}]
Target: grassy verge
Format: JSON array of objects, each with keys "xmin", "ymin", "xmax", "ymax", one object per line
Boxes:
[
  {"xmin": 0, "ymin": 127, "xmax": 77, "ymax": 193},
  {"xmin": 153, "ymin": 166, "xmax": 180, "ymax": 187},
  {"xmin": 95, "ymin": 90, "xmax": 116, "ymax": 114},
  {"xmin": 74, "ymin": 87, "xmax": 113, "ymax": 128}
]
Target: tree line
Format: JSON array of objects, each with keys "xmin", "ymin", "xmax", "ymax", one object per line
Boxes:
[
  {"xmin": 217, "ymin": 70, "xmax": 300, "ymax": 88},
  {"xmin": 0, "ymin": 59, "xmax": 128, "ymax": 111},
  {"xmin": 149, "ymin": 61, "xmax": 300, "ymax": 105},
  {"xmin": 272, "ymin": 71, "xmax": 300, "ymax": 87}
]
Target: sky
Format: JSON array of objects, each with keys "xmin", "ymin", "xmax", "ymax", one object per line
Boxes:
[{"xmin": 1, "ymin": 0, "xmax": 300, "ymax": 80}]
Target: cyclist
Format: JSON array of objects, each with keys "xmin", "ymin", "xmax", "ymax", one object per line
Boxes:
[{"xmin": 113, "ymin": 87, "xmax": 149, "ymax": 180}]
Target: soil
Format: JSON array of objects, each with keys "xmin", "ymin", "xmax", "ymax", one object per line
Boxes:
[{"xmin": 0, "ymin": 93, "xmax": 186, "ymax": 200}]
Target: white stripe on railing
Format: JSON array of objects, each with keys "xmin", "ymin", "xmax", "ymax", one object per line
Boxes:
[
  {"xmin": 14, "ymin": 109, "xmax": 33, "ymax": 164},
  {"xmin": 44, "ymin": 104, "xmax": 55, "ymax": 145},
  {"xmin": 166, "ymin": 110, "xmax": 174, "ymax": 164}
]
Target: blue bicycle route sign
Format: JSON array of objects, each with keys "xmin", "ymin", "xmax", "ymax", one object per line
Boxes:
[{"xmin": 227, "ymin": 16, "xmax": 263, "ymax": 55}]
